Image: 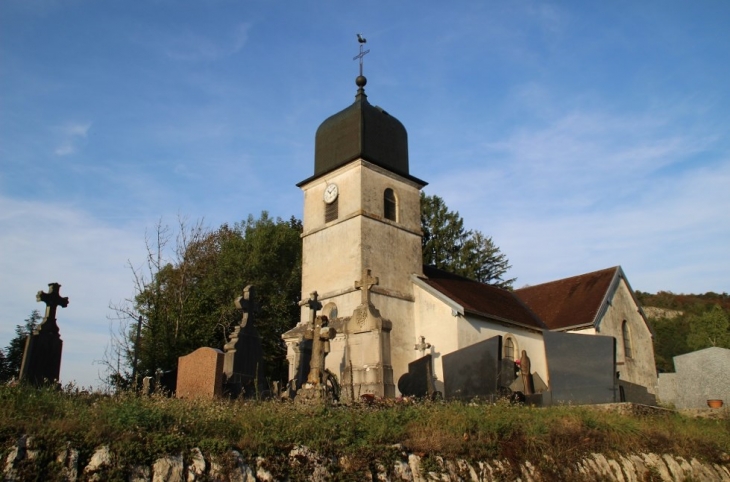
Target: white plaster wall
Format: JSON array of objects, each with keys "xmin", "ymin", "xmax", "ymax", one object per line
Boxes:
[
  {"xmin": 413, "ymin": 284, "xmax": 548, "ymax": 393},
  {"xmin": 598, "ymin": 279, "xmax": 658, "ymax": 394},
  {"xmin": 300, "ymin": 160, "xmax": 423, "ymax": 324}
]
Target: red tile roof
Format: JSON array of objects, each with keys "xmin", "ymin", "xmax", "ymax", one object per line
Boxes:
[
  {"xmin": 419, "ymin": 266, "xmax": 547, "ymax": 330},
  {"xmin": 514, "ymin": 267, "xmax": 619, "ymax": 330}
]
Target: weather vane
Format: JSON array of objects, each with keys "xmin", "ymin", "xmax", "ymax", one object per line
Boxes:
[{"xmin": 353, "ymin": 33, "xmax": 370, "ymax": 77}]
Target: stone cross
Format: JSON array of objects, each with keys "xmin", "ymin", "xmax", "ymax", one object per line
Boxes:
[
  {"xmin": 305, "ymin": 315, "xmax": 336, "ymax": 386},
  {"xmin": 301, "ymin": 291, "xmax": 322, "ymax": 323},
  {"xmin": 354, "ymin": 269, "xmax": 379, "ymax": 306},
  {"xmin": 36, "ymin": 282, "xmax": 69, "ymax": 332},
  {"xmin": 414, "ymin": 336, "xmax": 432, "ymax": 357},
  {"xmin": 20, "ymin": 283, "xmax": 68, "ymax": 385}
]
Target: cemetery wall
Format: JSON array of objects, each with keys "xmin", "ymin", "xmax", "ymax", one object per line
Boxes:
[
  {"xmin": 4, "ymin": 437, "xmax": 729, "ymax": 481},
  {"xmin": 659, "ymin": 347, "xmax": 730, "ymax": 409}
]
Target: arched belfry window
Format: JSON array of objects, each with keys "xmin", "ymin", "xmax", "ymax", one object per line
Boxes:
[
  {"xmin": 384, "ymin": 188, "xmax": 397, "ymax": 221},
  {"xmin": 622, "ymin": 320, "xmax": 633, "ymax": 359}
]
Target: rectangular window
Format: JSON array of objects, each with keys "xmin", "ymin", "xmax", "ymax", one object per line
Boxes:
[{"xmin": 325, "ymin": 199, "xmax": 338, "ymax": 223}]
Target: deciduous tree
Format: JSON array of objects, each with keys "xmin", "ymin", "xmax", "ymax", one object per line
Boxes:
[
  {"xmin": 104, "ymin": 213, "xmax": 302, "ymax": 389},
  {"xmin": 687, "ymin": 305, "xmax": 730, "ymax": 351}
]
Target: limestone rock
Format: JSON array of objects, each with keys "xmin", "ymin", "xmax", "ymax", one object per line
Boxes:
[
  {"xmin": 153, "ymin": 454, "xmax": 184, "ymax": 482},
  {"xmin": 55, "ymin": 442, "xmax": 79, "ymax": 482},
  {"xmin": 83, "ymin": 445, "xmax": 112, "ymax": 480},
  {"xmin": 255, "ymin": 456, "xmax": 274, "ymax": 482},
  {"xmin": 187, "ymin": 448, "xmax": 206, "ymax": 481}
]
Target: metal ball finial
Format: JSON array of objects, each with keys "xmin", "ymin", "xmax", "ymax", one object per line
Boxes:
[{"xmin": 356, "ymin": 75, "xmax": 367, "ymax": 88}]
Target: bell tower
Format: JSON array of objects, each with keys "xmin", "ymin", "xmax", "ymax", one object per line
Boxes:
[
  {"xmin": 297, "ymin": 68, "xmax": 427, "ymax": 326},
  {"xmin": 285, "ymin": 39, "xmax": 428, "ymax": 397}
]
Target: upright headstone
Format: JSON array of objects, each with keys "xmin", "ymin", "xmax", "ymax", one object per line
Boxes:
[
  {"xmin": 176, "ymin": 347, "xmax": 225, "ymax": 399},
  {"xmin": 397, "ymin": 354, "xmax": 435, "ymax": 398},
  {"xmin": 20, "ymin": 283, "xmax": 68, "ymax": 386},
  {"xmin": 543, "ymin": 330, "xmax": 617, "ymax": 405},
  {"xmin": 442, "ymin": 336, "xmax": 503, "ymax": 400},
  {"xmin": 223, "ymin": 286, "xmax": 266, "ymax": 398}
]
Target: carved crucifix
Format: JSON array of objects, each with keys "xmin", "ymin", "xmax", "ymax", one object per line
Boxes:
[
  {"xmin": 303, "ymin": 291, "xmax": 322, "ymax": 323},
  {"xmin": 354, "ymin": 269, "xmax": 379, "ymax": 306},
  {"xmin": 36, "ymin": 283, "xmax": 69, "ymax": 331},
  {"xmin": 305, "ymin": 315, "xmax": 336, "ymax": 386},
  {"xmin": 414, "ymin": 336, "xmax": 432, "ymax": 357}
]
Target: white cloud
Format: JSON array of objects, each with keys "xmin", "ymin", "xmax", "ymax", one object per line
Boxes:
[
  {"xmin": 145, "ymin": 22, "xmax": 251, "ymax": 62},
  {"xmin": 0, "ymin": 195, "xmax": 149, "ymax": 388},
  {"xmin": 425, "ymin": 102, "xmax": 730, "ymax": 294}
]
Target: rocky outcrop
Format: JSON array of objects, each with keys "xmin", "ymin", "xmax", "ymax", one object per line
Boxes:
[
  {"xmin": 2, "ymin": 438, "xmax": 729, "ymax": 481},
  {"xmin": 642, "ymin": 307, "xmax": 683, "ymax": 319}
]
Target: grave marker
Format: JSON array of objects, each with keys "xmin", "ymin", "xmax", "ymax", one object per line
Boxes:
[{"xmin": 19, "ymin": 283, "xmax": 68, "ymax": 385}]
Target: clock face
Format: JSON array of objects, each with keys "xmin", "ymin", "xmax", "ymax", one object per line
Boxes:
[{"xmin": 323, "ymin": 183, "xmax": 339, "ymax": 204}]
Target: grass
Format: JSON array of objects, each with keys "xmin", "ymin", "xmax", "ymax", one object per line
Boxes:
[{"xmin": 1, "ymin": 383, "xmax": 728, "ymax": 479}]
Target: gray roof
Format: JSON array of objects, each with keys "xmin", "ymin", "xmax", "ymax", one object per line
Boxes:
[{"xmin": 299, "ymin": 80, "xmax": 424, "ymax": 186}]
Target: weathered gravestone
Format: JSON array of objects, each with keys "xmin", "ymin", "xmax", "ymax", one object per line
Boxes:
[
  {"xmin": 20, "ymin": 283, "xmax": 68, "ymax": 386},
  {"xmin": 176, "ymin": 347, "xmax": 225, "ymax": 399},
  {"xmin": 397, "ymin": 354, "xmax": 436, "ymax": 398},
  {"xmin": 223, "ymin": 285, "xmax": 266, "ymax": 398}
]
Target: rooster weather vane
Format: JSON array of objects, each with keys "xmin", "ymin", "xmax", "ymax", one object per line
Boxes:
[{"xmin": 353, "ymin": 33, "xmax": 370, "ymax": 77}]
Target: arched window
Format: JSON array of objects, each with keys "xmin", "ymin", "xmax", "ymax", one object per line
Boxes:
[
  {"xmin": 384, "ymin": 188, "xmax": 397, "ymax": 221},
  {"xmin": 503, "ymin": 336, "xmax": 515, "ymax": 360},
  {"xmin": 622, "ymin": 320, "xmax": 633, "ymax": 359}
]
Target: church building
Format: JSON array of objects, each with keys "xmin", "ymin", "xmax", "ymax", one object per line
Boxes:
[{"xmin": 283, "ymin": 69, "xmax": 658, "ymax": 403}]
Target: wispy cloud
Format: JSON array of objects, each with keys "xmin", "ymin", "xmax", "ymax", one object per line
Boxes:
[
  {"xmin": 143, "ymin": 22, "xmax": 251, "ymax": 62},
  {"xmin": 54, "ymin": 122, "xmax": 91, "ymax": 156},
  {"xmin": 0, "ymin": 195, "xmax": 148, "ymax": 387},
  {"xmin": 426, "ymin": 101, "xmax": 729, "ymax": 293}
]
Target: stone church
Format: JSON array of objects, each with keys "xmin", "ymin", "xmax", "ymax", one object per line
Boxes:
[{"xmin": 283, "ymin": 72, "xmax": 657, "ymax": 402}]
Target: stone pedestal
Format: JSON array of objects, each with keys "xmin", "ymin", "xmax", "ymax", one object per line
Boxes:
[{"xmin": 20, "ymin": 329, "xmax": 63, "ymax": 386}]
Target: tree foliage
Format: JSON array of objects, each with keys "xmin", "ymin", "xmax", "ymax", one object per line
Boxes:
[
  {"xmin": 687, "ymin": 305, "xmax": 730, "ymax": 351},
  {"xmin": 105, "ymin": 213, "xmax": 302, "ymax": 387},
  {"xmin": 0, "ymin": 310, "xmax": 41, "ymax": 382},
  {"xmin": 636, "ymin": 291, "xmax": 730, "ymax": 372},
  {"xmin": 421, "ymin": 192, "xmax": 515, "ymax": 288}
]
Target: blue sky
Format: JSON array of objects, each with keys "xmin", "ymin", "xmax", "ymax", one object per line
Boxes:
[{"xmin": 1, "ymin": 1, "xmax": 728, "ymax": 388}]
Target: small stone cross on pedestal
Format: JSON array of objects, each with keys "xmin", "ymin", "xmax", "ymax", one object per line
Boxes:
[{"xmin": 354, "ymin": 269, "xmax": 379, "ymax": 306}]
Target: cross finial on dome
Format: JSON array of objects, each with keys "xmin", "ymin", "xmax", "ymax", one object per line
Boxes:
[{"xmin": 353, "ymin": 33, "xmax": 370, "ymax": 95}]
